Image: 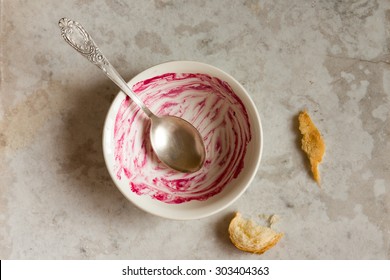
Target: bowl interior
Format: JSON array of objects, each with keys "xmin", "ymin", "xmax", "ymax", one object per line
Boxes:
[{"xmin": 103, "ymin": 61, "xmax": 262, "ymax": 220}]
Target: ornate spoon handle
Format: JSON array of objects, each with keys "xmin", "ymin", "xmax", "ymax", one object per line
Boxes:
[
  {"xmin": 58, "ymin": 18, "xmax": 154, "ymax": 117},
  {"xmin": 59, "ymin": 18, "xmax": 110, "ymax": 72}
]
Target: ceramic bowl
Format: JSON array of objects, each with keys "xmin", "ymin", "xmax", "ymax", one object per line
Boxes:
[{"xmin": 103, "ymin": 61, "xmax": 262, "ymax": 220}]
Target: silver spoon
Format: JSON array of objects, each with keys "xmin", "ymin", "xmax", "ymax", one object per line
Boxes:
[{"xmin": 58, "ymin": 18, "xmax": 205, "ymax": 173}]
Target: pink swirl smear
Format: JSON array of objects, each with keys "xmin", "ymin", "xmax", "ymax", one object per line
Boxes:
[{"xmin": 114, "ymin": 73, "xmax": 251, "ymax": 204}]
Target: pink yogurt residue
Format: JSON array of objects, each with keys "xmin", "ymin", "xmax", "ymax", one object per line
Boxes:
[{"xmin": 114, "ymin": 73, "xmax": 251, "ymax": 204}]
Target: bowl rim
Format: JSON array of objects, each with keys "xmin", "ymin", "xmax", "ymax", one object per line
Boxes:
[{"xmin": 102, "ymin": 60, "xmax": 263, "ymax": 220}]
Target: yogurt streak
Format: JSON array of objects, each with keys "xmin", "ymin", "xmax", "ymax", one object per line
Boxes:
[{"xmin": 114, "ymin": 73, "xmax": 251, "ymax": 203}]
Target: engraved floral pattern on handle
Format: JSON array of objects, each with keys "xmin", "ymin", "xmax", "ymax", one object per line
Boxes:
[{"xmin": 58, "ymin": 18, "xmax": 109, "ymax": 72}]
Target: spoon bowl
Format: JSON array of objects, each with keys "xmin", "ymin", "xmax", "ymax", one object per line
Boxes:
[
  {"xmin": 58, "ymin": 18, "xmax": 205, "ymax": 173},
  {"xmin": 150, "ymin": 115, "xmax": 205, "ymax": 173}
]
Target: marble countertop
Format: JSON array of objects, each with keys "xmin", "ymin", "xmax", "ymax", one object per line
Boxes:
[{"xmin": 1, "ymin": 0, "xmax": 389, "ymax": 259}]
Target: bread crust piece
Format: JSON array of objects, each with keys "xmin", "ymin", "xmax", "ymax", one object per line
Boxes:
[
  {"xmin": 228, "ymin": 212, "xmax": 283, "ymax": 254},
  {"xmin": 298, "ymin": 110, "xmax": 325, "ymax": 185}
]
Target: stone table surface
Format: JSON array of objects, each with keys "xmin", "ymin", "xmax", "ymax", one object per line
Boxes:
[{"xmin": 1, "ymin": 0, "xmax": 389, "ymax": 259}]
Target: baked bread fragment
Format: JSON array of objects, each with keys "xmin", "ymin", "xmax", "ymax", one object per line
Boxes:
[
  {"xmin": 228, "ymin": 212, "xmax": 283, "ymax": 254},
  {"xmin": 298, "ymin": 110, "xmax": 325, "ymax": 185}
]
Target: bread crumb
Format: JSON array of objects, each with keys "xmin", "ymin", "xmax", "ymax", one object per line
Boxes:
[
  {"xmin": 258, "ymin": 214, "xmax": 280, "ymax": 227},
  {"xmin": 229, "ymin": 212, "xmax": 283, "ymax": 254},
  {"xmin": 268, "ymin": 214, "xmax": 280, "ymax": 227},
  {"xmin": 298, "ymin": 110, "xmax": 325, "ymax": 185}
]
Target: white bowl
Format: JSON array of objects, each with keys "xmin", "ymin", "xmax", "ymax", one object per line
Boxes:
[{"xmin": 103, "ymin": 61, "xmax": 262, "ymax": 220}]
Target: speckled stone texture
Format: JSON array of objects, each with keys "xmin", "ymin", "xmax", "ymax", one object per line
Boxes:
[{"xmin": 0, "ymin": 0, "xmax": 389, "ymax": 259}]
